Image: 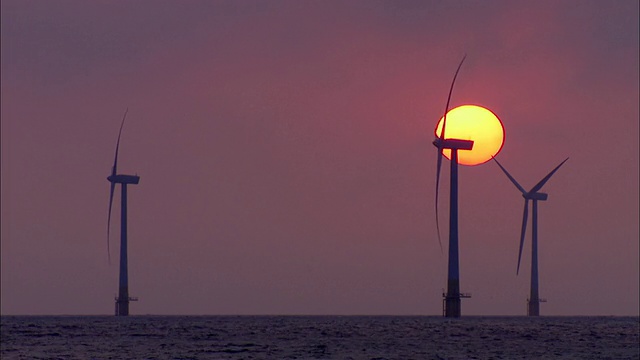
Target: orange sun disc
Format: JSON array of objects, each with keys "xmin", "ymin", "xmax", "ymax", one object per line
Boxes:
[{"xmin": 435, "ymin": 105, "xmax": 505, "ymax": 166}]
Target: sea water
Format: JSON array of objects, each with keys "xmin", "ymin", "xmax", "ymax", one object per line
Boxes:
[{"xmin": 1, "ymin": 316, "xmax": 638, "ymax": 359}]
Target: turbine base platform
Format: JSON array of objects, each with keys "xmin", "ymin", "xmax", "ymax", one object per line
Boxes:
[
  {"xmin": 442, "ymin": 292, "xmax": 471, "ymax": 317},
  {"xmin": 526, "ymin": 297, "xmax": 546, "ymax": 316},
  {"xmin": 114, "ymin": 296, "xmax": 139, "ymax": 316}
]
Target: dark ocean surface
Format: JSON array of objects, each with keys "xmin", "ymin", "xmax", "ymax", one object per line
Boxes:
[{"xmin": 1, "ymin": 316, "xmax": 638, "ymax": 359}]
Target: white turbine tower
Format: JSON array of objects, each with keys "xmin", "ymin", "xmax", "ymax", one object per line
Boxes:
[
  {"xmin": 493, "ymin": 157, "xmax": 568, "ymax": 316},
  {"xmin": 433, "ymin": 56, "xmax": 474, "ymax": 318},
  {"xmin": 107, "ymin": 109, "xmax": 140, "ymax": 316}
]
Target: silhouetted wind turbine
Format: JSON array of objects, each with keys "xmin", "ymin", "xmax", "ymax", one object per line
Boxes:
[
  {"xmin": 433, "ymin": 56, "xmax": 474, "ymax": 318},
  {"xmin": 107, "ymin": 109, "xmax": 140, "ymax": 316},
  {"xmin": 493, "ymin": 157, "xmax": 568, "ymax": 316}
]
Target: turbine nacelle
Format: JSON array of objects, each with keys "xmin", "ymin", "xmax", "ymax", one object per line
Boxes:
[
  {"xmin": 433, "ymin": 138, "xmax": 474, "ymax": 151},
  {"xmin": 107, "ymin": 174, "xmax": 140, "ymax": 185},
  {"xmin": 524, "ymin": 192, "xmax": 548, "ymax": 201}
]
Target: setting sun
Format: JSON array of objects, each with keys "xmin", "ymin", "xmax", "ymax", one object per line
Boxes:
[{"xmin": 435, "ymin": 105, "xmax": 504, "ymax": 165}]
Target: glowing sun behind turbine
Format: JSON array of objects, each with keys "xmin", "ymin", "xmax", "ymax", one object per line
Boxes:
[{"xmin": 435, "ymin": 105, "xmax": 505, "ymax": 165}]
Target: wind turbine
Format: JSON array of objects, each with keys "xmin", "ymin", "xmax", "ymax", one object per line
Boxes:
[
  {"xmin": 107, "ymin": 109, "xmax": 140, "ymax": 316},
  {"xmin": 433, "ymin": 56, "xmax": 474, "ymax": 318},
  {"xmin": 493, "ymin": 157, "xmax": 568, "ymax": 316}
]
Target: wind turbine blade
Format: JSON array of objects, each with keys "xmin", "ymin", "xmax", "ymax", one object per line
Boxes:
[
  {"xmin": 435, "ymin": 151, "xmax": 443, "ymax": 252},
  {"xmin": 492, "ymin": 157, "xmax": 526, "ymax": 194},
  {"xmin": 517, "ymin": 199, "xmax": 529, "ymax": 275},
  {"xmin": 107, "ymin": 182, "xmax": 115, "ymax": 264},
  {"xmin": 529, "ymin": 157, "xmax": 569, "ymax": 194},
  {"xmin": 434, "ymin": 55, "xmax": 466, "ymax": 253},
  {"xmin": 112, "ymin": 108, "xmax": 129, "ymax": 176},
  {"xmin": 439, "ymin": 55, "xmax": 467, "ymax": 140},
  {"xmin": 107, "ymin": 109, "xmax": 128, "ymax": 264}
]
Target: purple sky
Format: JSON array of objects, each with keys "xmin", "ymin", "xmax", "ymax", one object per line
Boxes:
[{"xmin": 1, "ymin": 0, "xmax": 638, "ymax": 316}]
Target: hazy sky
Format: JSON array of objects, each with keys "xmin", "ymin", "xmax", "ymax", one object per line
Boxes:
[{"xmin": 1, "ymin": 0, "xmax": 638, "ymax": 316}]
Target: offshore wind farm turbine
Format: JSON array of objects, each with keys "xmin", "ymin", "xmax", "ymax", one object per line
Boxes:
[
  {"xmin": 107, "ymin": 109, "xmax": 140, "ymax": 316},
  {"xmin": 433, "ymin": 56, "xmax": 474, "ymax": 318},
  {"xmin": 493, "ymin": 157, "xmax": 568, "ymax": 316},
  {"xmin": 432, "ymin": 56, "xmax": 505, "ymax": 317}
]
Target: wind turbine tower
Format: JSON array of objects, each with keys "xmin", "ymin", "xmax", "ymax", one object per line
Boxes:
[
  {"xmin": 493, "ymin": 157, "xmax": 568, "ymax": 316},
  {"xmin": 433, "ymin": 57, "xmax": 473, "ymax": 318},
  {"xmin": 107, "ymin": 110, "xmax": 140, "ymax": 316},
  {"xmin": 432, "ymin": 57, "xmax": 505, "ymax": 317}
]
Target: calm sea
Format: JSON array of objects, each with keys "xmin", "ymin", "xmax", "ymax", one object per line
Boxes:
[{"xmin": 1, "ymin": 316, "xmax": 638, "ymax": 359}]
